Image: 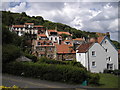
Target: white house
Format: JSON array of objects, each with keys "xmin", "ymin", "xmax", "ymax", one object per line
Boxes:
[
  {"xmin": 98, "ymin": 36, "xmax": 118, "ymax": 70},
  {"xmin": 46, "ymin": 29, "xmax": 60, "ymax": 44},
  {"xmin": 76, "ymin": 36, "xmax": 118, "ymax": 73}
]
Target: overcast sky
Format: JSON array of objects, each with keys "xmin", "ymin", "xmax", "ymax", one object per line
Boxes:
[{"xmin": 2, "ymin": 0, "xmax": 120, "ymax": 42}]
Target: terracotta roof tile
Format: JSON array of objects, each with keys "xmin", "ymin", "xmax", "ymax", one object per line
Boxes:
[
  {"xmin": 77, "ymin": 42, "xmax": 94, "ymax": 53},
  {"xmin": 38, "ymin": 34, "xmax": 47, "ymax": 37},
  {"xmin": 12, "ymin": 25, "xmax": 24, "ymax": 28},
  {"xmin": 97, "ymin": 36, "xmax": 105, "ymax": 43},
  {"xmin": 73, "ymin": 38, "xmax": 84, "ymax": 41},
  {"xmin": 25, "ymin": 23, "xmax": 34, "ymax": 25},
  {"xmin": 34, "ymin": 25, "xmax": 44, "ymax": 27},
  {"xmin": 55, "ymin": 44, "xmax": 75, "ymax": 54},
  {"xmin": 48, "ymin": 30, "xmax": 57, "ymax": 32},
  {"xmin": 58, "ymin": 32, "xmax": 71, "ymax": 35}
]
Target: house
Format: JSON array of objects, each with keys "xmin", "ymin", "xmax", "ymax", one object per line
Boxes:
[
  {"xmin": 55, "ymin": 44, "xmax": 76, "ymax": 61},
  {"xmin": 32, "ymin": 40, "xmax": 56, "ymax": 59},
  {"xmin": 57, "ymin": 31, "xmax": 72, "ymax": 40},
  {"xmin": 98, "ymin": 36, "xmax": 118, "ymax": 71},
  {"xmin": 76, "ymin": 36, "xmax": 118, "ymax": 73},
  {"xmin": 46, "ymin": 29, "xmax": 60, "ymax": 44},
  {"xmin": 73, "ymin": 38, "xmax": 86, "ymax": 49},
  {"xmin": 10, "ymin": 23, "xmax": 46, "ymax": 37}
]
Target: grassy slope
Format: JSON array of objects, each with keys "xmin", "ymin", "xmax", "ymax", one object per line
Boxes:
[{"xmin": 97, "ymin": 74, "xmax": 119, "ymax": 88}]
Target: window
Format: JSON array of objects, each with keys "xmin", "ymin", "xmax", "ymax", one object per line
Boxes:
[
  {"xmin": 55, "ymin": 37, "xmax": 57, "ymax": 40},
  {"xmin": 51, "ymin": 37, "xmax": 53, "ymax": 40},
  {"xmin": 92, "ymin": 51, "xmax": 95, "ymax": 56},
  {"xmin": 38, "ymin": 42, "xmax": 40, "ymax": 45},
  {"xmin": 107, "ymin": 64, "xmax": 113, "ymax": 70},
  {"xmin": 105, "ymin": 49, "xmax": 108, "ymax": 52},
  {"xmin": 108, "ymin": 57, "xmax": 111, "ymax": 61},
  {"xmin": 92, "ymin": 61, "xmax": 96, "ymax": 67},
  {"xmin": 49, "ymin": 48, "xmax": 52, "ymax": 51},
  {"xmin": 39, "ymin": 48, "xmax": 43, "ymax": 51},
  {"xmin": 65, "ymin": 42, "xmax": 70, "ymax": 45},
  {"xmin": 105, "ymin": 41, "xmax": 107, "ymax": 43}
]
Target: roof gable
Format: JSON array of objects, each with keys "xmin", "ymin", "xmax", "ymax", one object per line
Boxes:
[
  {"xmin": 100, "ymin": 36, "xmax": 118, "ymax": 51},
  {"xmin": 77, "ymin": 42, "xmax": 94, "ymax": 53}
]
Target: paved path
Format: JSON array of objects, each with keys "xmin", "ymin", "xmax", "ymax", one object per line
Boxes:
[{"xmin": 2, "ymin": 74, "xmax": 89, "ymax": 89}]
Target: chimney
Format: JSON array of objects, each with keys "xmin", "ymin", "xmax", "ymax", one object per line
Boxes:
[{"xmin": 106, "ymin": 32, "xmax": 110, "ymax": 39}]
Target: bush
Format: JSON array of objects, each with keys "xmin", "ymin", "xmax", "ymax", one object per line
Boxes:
[
  {"xmin": 2, "ymin": 44, "xmax": 22, "ymax": 63},
  {"xmin": 103, "ymin": 69, "xmax": 120, "ymax": 75},
  {"xmin": 113, "ymin": 69, "xmax": 120, "ymax": 75},
  {"xmin": 3, "ymin": 62, "xmax": 91, "ymax": 84},
  {"xmin": 37, "ymin": 57, "xmax": 66, "ymax": 64},
  {"xmin": 87, "ymin": 73, "xmax": 100, "ymax": 85},
  {"xmin": 37, "ymin": 57, "xmax": 86, "ymax": 70},
  {"xmin": 24, "ymin": 53, "xmax": 37, "ymax": 62}
]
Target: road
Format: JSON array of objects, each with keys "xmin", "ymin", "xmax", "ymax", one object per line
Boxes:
[{"xmin": 2, "ymin": 74, "xmax": 89, "ymax": 89}]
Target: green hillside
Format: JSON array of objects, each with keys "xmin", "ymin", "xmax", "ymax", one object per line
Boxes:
[{"xmin": 1, "ymin": 11, "xmax": 120, "ymax": 49}]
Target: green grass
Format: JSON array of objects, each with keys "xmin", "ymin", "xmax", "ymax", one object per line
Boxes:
[{"xmin": 96, "ymin": 74, "xmax": 119, "ymax": 88}]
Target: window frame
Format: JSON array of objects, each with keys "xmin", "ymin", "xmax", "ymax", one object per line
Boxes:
[
  {"xmin": 92, "ymin": 61, "xmax": 96, "ymax": 67},
  {"xmin": 92, "ymin": 51, "xmax": 96, "ymax": 56}
]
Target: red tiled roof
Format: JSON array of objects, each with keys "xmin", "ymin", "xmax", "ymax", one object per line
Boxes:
[
  {"xmin": 48, "ymin": 30, "xmax": 57, "ymax": 32},
  {"xmin": 64, "ymin": 40, "xmax": 72, "ymax": 42},
  {"xmin": 38, "ymin": 34, "xmax": 47, "ymax": 37},
  {"xmin": 97, "ymin": 36, "xmax": 105, "ymax": 43},
  {"xmin": 58, "ymin": 32, "xmax": 71, "ymax": 35},
  {"xmin": 37, "ymin": 45, "xmax": 54, "ymax": 47},
  {"xmin": 34, "ymin": 25, "xmax": 44, "ymax": 27},
  {"xmin": 73, "ymin": 38, "xmax": 84, "ymax": 41},
  {"xmin": 37, "ymin": 40, "xmax": 52, "ymax": 43},
  {"xmin": 55, "ymin": 44, "xmax": 75, "ymax": 54},
  {"xmin": 77, "ymin": 42, "xmax": 94, "ymax": 53},
  {"xmin": 25, "ymin": 23, "xmax": 34, "ymax": 25},
  {"xmin": 12, "ymin": 25, "xmax": 24, "ymax": 28}
]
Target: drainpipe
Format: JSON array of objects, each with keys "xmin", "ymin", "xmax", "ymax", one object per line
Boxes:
[{"xmin": 87, "ymin": 50, "xmax": 90, "ymax": 71}]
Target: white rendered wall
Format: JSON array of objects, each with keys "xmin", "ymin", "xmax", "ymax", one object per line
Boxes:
[{"xmin": 101, "ymin": 38, "xmax": 118, "ymax": 70}]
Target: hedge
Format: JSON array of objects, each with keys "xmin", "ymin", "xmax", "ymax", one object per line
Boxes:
[
  {"xmin": 104, "ymin": 69, "xmax": 120, "ymax": 76},
  {"xmin": 3, "ymin": 62, "xmax": 100, "ymax": 84},
  {"xmin": 37, "ymin": 57, "xmax": 86, "ymax": 70}
]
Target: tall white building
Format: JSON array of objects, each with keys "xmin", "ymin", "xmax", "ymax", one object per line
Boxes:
[{"xmin": 76, "ymin": 36, "xmax": 118, "ymax": 73}]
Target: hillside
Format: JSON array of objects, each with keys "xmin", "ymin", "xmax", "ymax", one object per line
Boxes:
[{"xmin": 2, "ymin": 11, "xmax": 120, "ymax": 49}]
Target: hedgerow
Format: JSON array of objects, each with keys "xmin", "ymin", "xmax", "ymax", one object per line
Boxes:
[
  {"xmin": 37, "ymin": 57, "xmax": 86, "ymax": 70},
  {"xmin": 3, "ymin": 62, "xmax": 100, "ymax": 84}
]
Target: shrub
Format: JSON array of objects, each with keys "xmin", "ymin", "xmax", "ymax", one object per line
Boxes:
[
  {"xmin": 3, "ymin": 62, "xmax": 90, "ymax": 84},
  {"xmin": 113, "ymin": 69, "xmax": 120, "ymax": 75},
  {"xmin": 87, "ymin": 73, "xmax": 100, "ymax": 85},
  {"xmin": 24, "ymin": 53, "xmax": 37, "ymax": 62},
  {"xmin": 103, "ymin": 69, "xmax": 120, "ymax": 76},
  {"xmin": 2, "ymin": 44, "xmax": 22, "ymax": 64},
  {"xmin": 37, "ymin": 57, "xmax": 86, "ymax": 70}
]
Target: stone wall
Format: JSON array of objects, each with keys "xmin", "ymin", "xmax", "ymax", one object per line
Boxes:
[{"xmin": 56, "ymin": 53, "xmax": 76, "ymax": 61}]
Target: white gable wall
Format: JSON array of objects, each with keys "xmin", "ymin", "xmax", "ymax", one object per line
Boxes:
[
  {"xmin": 88, "ymin": 43, "xmax": 106, "ymax": 73},
  {"xmin": 101, "ymin": 37, "xmax": 118, "ymax": 70},
  {"xmin": 76, "ymin": 43, "xmax": 107, "ymax": 73},
  {"xmin": 76, "ymin": 53, "xmax": 86, "ymax": 67}
]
